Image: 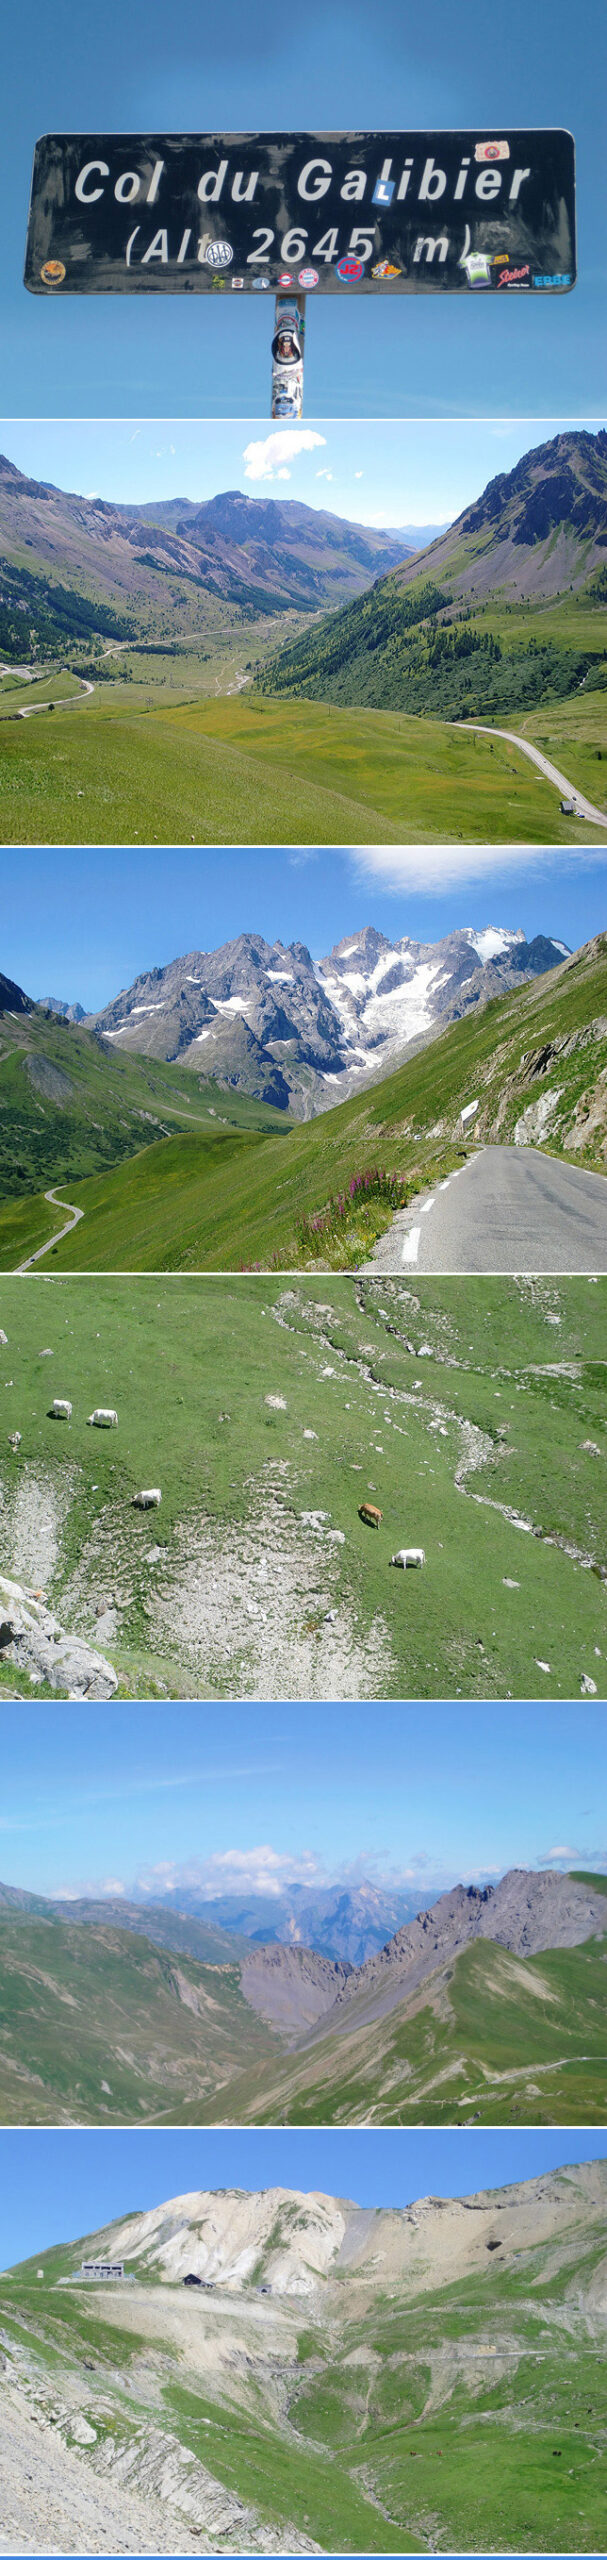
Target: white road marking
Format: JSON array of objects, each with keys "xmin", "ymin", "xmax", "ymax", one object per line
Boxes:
[
  {"xmin": 421, "ymin": 1196, "xmax": 436, "ymax": 1213},
  {"xmin": 401, "ymin": 1226, "xmax": 421, "ymax": 1265}
]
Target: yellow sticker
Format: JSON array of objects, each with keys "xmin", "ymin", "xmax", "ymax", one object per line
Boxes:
[{"xmin": 41, "ymin": 259, "xmax": 66, "ymax": 284}]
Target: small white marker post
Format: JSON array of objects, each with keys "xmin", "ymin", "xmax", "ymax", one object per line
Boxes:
[{"xmin": 271, "ymin": 292, "xmax": 306, "ymax": 420}]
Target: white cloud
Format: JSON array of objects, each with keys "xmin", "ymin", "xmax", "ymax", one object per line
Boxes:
[
  {"xmin": 53, "ymin": 1874, "xmax": 127, "ymax": 1900},
  {"xmin": 348, "ymin": 844, "xmax": 607, "ymax": 898},
  {"xmin": 84, "ymin": 491, "xmax": 99, "ymax": 501},
  {"xmin": 316, "ymin": 469, "xmax": 334, "ymax": 482},
  {"xmin": 136, "ymin": 1844, "xmax": 323, "ymax": 1900},
  {"xmin": 541, "ymin": 1844, "xmax": 580, "ymax": 1861},
  {"xmin": 354, "ymin": 471, "xmax": 363, "ymax": 479},
  {"xmin": 242, "ymin": 429, "xmax": 326, "ymax": 483}
]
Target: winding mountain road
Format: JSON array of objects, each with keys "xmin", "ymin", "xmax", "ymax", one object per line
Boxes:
[
  {"xmin": 454, "ymin": 721, "xmax": 607, "ymax": 831},
  {"xmin": 17, "ymin": 1188, "xmax": 85, "ymax": 1272},
  {"xmin": 363, "ymin": 1146, "xmax": 607, "ymax": 1274},
  {"xmin": 15, "ymin": 679, "xmax": 95, "ymax": 718}
]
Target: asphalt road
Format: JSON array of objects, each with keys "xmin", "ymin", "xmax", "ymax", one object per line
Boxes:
[
  {"xmin": 453, "ymin": 721, "xmax": 607, "ymax": 832},
  {"xmin": 17, "ymin": 1187, "xmax": 84, "ymax": 1271},
  {"xmin": 15, "ymin": 678, "xmax": 94, "ymax": 718},
  {"xmin": 364, "ymin": 1147, "xmax": 607, "ymax": 1273}
]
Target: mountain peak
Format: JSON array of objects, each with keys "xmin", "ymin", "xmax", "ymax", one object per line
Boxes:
[{"xmin": 86, "ymin": 921, "xmax": 571, "ymax": 1118}]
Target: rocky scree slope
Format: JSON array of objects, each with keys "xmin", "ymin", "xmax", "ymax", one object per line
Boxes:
[
  {"xmin": 13, "ymin": 2156, "xmax": 607, "ymax": 2301},
  {"xmin": 3, "ymin": 2164, "xmax": 606, "ymax": 2558}
]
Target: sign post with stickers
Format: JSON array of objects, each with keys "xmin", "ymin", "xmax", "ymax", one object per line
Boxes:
[{"xmin": 25, "ymin": 127, "xmax": 576, "ymax": 416}]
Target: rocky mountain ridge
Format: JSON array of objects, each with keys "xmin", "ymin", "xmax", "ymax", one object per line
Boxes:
[
  {"xmin": 0, "ymin": 1864, "xmax": 604, "ymax": 2044},
  {"xmin": 318, "ymin": 1865, "xmax": 607, "ymax": 2037},
  {"xmin": 20, "ymin": 2158, "xmax": 607, "ymax": 2300},
  {"xmin": 86, "ymin": 922, "xmax": 570, "ymax": 1116},
  {"xmin": 256, "ymin": 429, "xmax": 607, "ymax": 714},
  {"xmin": 0, "ymin": 452, "xmax": 410, "ymax": 627}
]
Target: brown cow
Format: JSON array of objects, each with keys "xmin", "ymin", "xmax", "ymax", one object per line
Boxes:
[{"xmin": 359, "ymin": 1502, "xmax": 383, "ymax": 1529}]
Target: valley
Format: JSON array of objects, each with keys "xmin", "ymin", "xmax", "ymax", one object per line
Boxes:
[
  {"xmin": 0, "ymin": 1868, "xmax": 605, "ymax": 2126},
  {"xmin": 0, "ymin": 1274, "xmax": 605, "ymax": 1702},
  {"xmin": 5, "ymin": 683, "xmax": 594, "ymax": 847},
  {"xmin": 0, "ymin": 431, "xmax": 605, "ymax": 845},
  {"xmin": 1, "ymin": 2164, "xmax": 606, "ymax": 2551},
  {"xmin": 1, "ymin": 932, "xmax": 604, "ymax": 1273}
]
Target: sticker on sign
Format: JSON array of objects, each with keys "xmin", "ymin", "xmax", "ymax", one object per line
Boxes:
[{"xmin": 24, "ymin": 128, "xmax": 576, "ymax": 294}]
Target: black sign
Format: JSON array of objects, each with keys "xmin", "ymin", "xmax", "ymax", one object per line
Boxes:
[{"xmin": 25, "ymin": 129, "xmax": 576, "ymax": 296}]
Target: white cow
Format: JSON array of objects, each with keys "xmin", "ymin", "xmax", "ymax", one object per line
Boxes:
[
  {"xmin": 390, "ymin": 1548, "xmax": 426, "ymax": 1569},
  {"xmin": 87, "ymin": 1409, "xmax": 118, "ymax": 1428},
  {"xmin": 51, "ymin": 1399, "xmax": 72, "ymax": 1420},
  {"xmin": 132, "ymin": 1489, "xmax": 162, "ymax": 1509}
]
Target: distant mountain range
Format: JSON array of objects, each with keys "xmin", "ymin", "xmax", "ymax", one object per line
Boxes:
[
  {"xmin": 129, "ymin": 1877, "xmax": 433, "ymax": 1966},
  {"xmin": 0, "ymin": 454, "xmax": 412, "ymax": 654},
  {"xmin": 0, "ymin": 1874, "xmax": 435, "ymax": 1967},
  {"xmin": 87, "ymin": 921, "xmax": 571, "ymax": 1114},
  {"xmin": 0, "ymin": 1867, "xmax": 605, "ymax": 2096},
  {"xmin": 37, "ymin": 995, "xmax": 85, "ymax": 1023},
  {"xmin": 257, "ymin": 429, "xmax": 607, "ymax": 716}
]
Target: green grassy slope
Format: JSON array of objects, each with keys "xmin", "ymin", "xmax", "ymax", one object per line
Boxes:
[
  {"xmin": 257, "ymin": 573, "xmax": 607, "ymax": 723},
  {"xmin": 6, "ymin": 935, "xmax": 604, "ymax": 1274},
  {"xmin": 216, "ymin": 1933, "xmax": 607, "ymax": 2128},
  {"xmin": 3, "ymin": 1907, "xmax": 603, "ymax": 2130},
  {"xmin": 2, "ymin": 2174, "xmax": 606, "ymax": 2554},
  {"xmin": 256, "ymin": 430, "xmax": 607, "ymax": 730},
  {"xmin": 0, "ymin": 1003, "xmax": 289, "ymax": 1227},
  {"xmin": 0, "ymin": 684, "xmax": 600, "ymax": 846},
  {"xmin": 0, "ymin": 1274, "xmax": 605, "ymax": 1701},
  {"xmin": 501, "ymin": 689, "xmax": 607, "ymax": 811},
  {"xmin": 0, "ymin": 1915, "xmax": 276, "ymax": 2123}
]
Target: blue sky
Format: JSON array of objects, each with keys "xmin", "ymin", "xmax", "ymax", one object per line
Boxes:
[
  {"xmin": 0, "ymin": 1700, "xmax": 603, "ymax": 1901},
  {"xmin": 3, "ymin": 846, "xmax": 606, "ymax": 1012},
  {"xmin": 2, "ymin": 2126, "xmax": 604, "ymax": 2269},
  {"xmin": 4, "ymin": 0, "xmax": 606, "ymax": 416},
  {"xmin": 1, "ymin": 2127, "xmax": 605, "ymax": 2270},
  {"xmin": 2, "ymin": 414, "xmax": 603, "ymax": 525}
]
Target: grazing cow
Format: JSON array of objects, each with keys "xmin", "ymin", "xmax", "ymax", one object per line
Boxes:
[
  {"xmin": 132, "ymin": 1489, "xmax": 162, "ymax": 1509},
  {"xmin": 86, "ymin": 1409, "xmax": 118, "ymax": 1427},
  {"xmin": 7, "ymin": 1432, "xmax": 21, "ymax": 1452},
  {"xmin": 359, "ymin": 1502, "xmax": 383, "ymax": 1529},
  {"xmin": 390, "ymin": 1547, "xmax": 425, "ymax": 1569},
  {"xmin": 50, "ymin": 1399, "xmax": 72, "ymax": 1421}
]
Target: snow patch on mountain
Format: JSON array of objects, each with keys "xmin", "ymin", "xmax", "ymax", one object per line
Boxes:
[{"xmin": 88, "ymin": 925, "xmax": 571, "ymax": 1118}]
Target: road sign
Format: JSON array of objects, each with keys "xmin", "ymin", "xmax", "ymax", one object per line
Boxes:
[{"xmin": 24, "ymin": 129, "xmax": 576, "ymax": 295}]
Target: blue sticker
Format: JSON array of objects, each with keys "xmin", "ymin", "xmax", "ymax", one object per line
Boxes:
[
  {"xmin": 372, "ymin": 176, "xmax": 395, "ymax": 205},
  {"xmin": 532, "ymin": 272, "xmax": 571, "ymax": 287},
  {"xmin": 251, "ymin": 274, "xmax": 270, "ymax": 289}
]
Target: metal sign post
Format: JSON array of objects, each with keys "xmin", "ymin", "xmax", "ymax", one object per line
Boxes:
[
  {"xmin": 25, "ymin": 128, "xmax": 576, "ymax": 416},
  {"xmin": 271, "ymin": 291, "xmax": 306, "ymax": 419}
]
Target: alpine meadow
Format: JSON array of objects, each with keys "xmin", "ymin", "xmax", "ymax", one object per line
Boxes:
[{"xmin": 0, "ymin": 429, "xmax": 606, "ymax": 845}]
